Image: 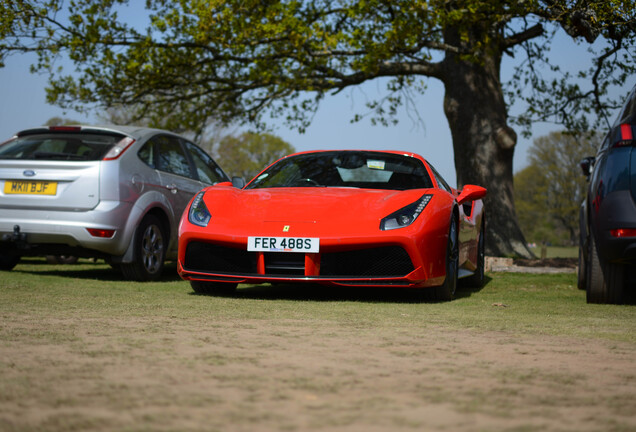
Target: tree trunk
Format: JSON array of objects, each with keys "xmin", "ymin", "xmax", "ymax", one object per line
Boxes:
[{"xmin": 440, "ymin": 33, "xmax": 533, "ymax": 258}]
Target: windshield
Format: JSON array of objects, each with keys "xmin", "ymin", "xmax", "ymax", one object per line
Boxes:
[
  {"xmin": 0, "ymin": 132, "xmax": 126, "ymax": 161},
  {"xmin": 246, "ymin": 151, "xmax": 434, "ymax": 190}
]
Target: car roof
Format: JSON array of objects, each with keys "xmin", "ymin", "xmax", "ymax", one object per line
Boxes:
[
  {"xmin": 282, "ymin": 149, "xmax": 428, "ymax": 162},
  {"xmin": 14, "ymin": 125, "xmax": 184, "ymax": 141}
]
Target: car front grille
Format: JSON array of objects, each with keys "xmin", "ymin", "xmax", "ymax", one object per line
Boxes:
[
  {"xmin": 264, "ymin": 252, "xmax": 305, "ymax": 276},
  {"xmin": 184, "ymin": 242, "xmax": 256, "ymax": 274},
  {"xmin": 184, "ymin": 242, "xmax": 414, "ymax": 278},
  {"xmin": 320, "ymin": 246, "xmax": 414, "ymax": 277}
]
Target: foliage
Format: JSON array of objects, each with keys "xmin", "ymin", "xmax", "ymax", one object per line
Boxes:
[
  {"xmin": 514, "ymin": 131, "xmax": 598, "ymax": 245},
  {"xmin": 44, "ymin": 116, "xmax": 82, "ymax": 126},
  {"xmin": 208, "ymin": 132, "xmax": 295, "ymax": 180},
  {"xmin": 1, "ymin": 1, "xmax": 633, "ymax": 134}
]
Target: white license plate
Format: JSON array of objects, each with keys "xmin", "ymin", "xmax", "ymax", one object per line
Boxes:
[{"xmin": 248, "ymin": 237, "xmax": 319, "ymax": 253}]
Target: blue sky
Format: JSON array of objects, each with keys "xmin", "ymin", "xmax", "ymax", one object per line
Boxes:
[{"xmin": 0, "ymin": 19, "xmax": 630, "ymax": 185}]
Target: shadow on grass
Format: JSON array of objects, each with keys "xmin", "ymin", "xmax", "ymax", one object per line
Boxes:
[
  {"xmin": 13, "ymin": 255, "xmax": 493, "ymax": 301},
  {"xmin": 456, "ymin": 275, "xmax": 493, "ymax": 300},
  {"xmin": 190, "ymin": 275, "xmax": 492, "ymax": 304},
  {"xmin": 12, "ymin": 259, "xmax": 182, "ymax": 282}
]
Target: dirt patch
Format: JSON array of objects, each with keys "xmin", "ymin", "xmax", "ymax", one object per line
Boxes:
[{"xmin": 1, "ymin": 313, "xmax": 635, "ymax": 432}]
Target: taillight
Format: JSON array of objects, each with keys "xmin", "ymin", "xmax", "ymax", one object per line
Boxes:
[
  {"xmin": 103, "ymin": 137, "xmax": 135, "ymax": 160},
  {"xmin": 610, "ymin": 228, "xmax": 636, "ymax": 238},
  {"xmin": 614, "ymin": 124, "xmax": 635, "ymax": 147},
  {"xmin": 86, "ymin": 228, "xmax": 116, "ymax": 238}
]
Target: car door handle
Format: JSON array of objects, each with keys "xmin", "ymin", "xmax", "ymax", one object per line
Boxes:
[{"xmin": 165, "ymin": 184, "xmax": 178, "ymax": 194}]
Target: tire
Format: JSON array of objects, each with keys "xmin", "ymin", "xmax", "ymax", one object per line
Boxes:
[
  {"xmin": 0, "ymin": 254, "xmax": 20, "ymax": 271},
  {"xmin": 462, "ymin": 217, "xmax": 485, "ymax": 288},
  {"xmin": 604, "ymin": 262, "xmax": 626, "ymax": 304},
  {"xmin": 120, "ymin": 215, "xmax": 167, "ymax": 281},
  {"xmin": 586, "ymin": 234, "xmax": 625, "ymax": 304},
  {"xmin": 577, "ymin": 245, "xmax": 586, "ymax": 291},
  {"xmin": 587, "ymin": 234, "xmax": 606, "ymax": 303},
  {"xmin": 434, "ymin": 216, "xmax": 459, "ymax": 301},
  {"xmin": 191, "ymin": 280, "xmax": 238, "ymax": 295}
]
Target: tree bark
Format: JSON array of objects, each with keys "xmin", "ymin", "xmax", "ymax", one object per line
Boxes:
[{"xmin": 440, "ymin": 30, "xmax": 533, "ymax": 258}]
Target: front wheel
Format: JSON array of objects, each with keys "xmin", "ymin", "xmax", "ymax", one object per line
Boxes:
[
  {"xmin": 434, "ymin": 216, "xmax": 459, "ymax": 301},
  {"xmin": 120, "ymin": 215, "xmax": 167, "ymax": 281},
  {"xmin": 191, "ymin": 281, "xmax": 238, "ymax": 295}
]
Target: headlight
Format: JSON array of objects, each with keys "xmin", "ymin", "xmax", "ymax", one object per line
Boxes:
[
  {"xmin": 380, "ymin": 195, "xmax": 432, "ymax": 230},
  {"xmin": 188, "ymin": 191, "xmax": 211, "ymax": 227}
]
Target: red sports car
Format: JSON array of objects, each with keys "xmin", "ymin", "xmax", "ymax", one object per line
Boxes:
[{"xmin": 177, "ymin": 150, "xmax": 486, "ymax": 300}]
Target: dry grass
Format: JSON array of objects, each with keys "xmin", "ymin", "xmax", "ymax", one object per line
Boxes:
[{"xmin": 1, "ymin": 258, "xmax": 635, "ymax": 432}]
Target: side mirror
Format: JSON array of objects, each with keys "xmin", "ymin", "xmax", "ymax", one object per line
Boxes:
[
  {"xmin": 232, "ymin": 176, "xmax": 246, "ymax": 189},
  {"xmin": 457, "ymin": 184, "xmax": 487, "ymax": 205},
  {"xmin": 580, "ymin": 156, "xmax": 595, "ymax": 178}
]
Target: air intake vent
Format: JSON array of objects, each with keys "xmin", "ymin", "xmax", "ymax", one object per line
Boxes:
[
  {"xmin": 320, "ymin": 246, "xmax": 413, "ymax": 277},
  {"xmin": 264, "ymin": 253, "xmax": 305, "ymax": 275}
]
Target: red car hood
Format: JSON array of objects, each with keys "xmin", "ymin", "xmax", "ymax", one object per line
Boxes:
[{"xmin": 202, "ymin": 186, "xmax": 433, "ymax": 237}]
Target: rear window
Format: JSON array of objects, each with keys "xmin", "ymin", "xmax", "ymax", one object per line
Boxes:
[{"xmin": 0, "ymin": 133, "xmax": 126, "ymax": 161}]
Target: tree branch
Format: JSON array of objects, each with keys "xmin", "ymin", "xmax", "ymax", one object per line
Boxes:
[{"xmin": 502, "ymin": 24, "xmax": 544, "ymax": 49}]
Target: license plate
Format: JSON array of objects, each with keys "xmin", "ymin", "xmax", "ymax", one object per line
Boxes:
[
  {"xmin": 248, "ymin": 237, "xmax": 319, "ymax": 253},
  {"xmin": 4, "ymin": 180, "xmax": 58, "ymax": 195}
]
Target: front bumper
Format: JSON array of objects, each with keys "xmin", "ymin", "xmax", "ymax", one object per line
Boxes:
[{"xmin": 177, "ymin": 238, "xmax": 445, "ymax": 288}]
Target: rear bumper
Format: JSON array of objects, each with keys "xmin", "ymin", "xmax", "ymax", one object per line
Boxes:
[
  {"xmin": 596, "ymin": 233, "xmax": 636, "ymax": 264},
  {"xmin": 0, "ymin": 200, "xmax": 134, "ymax": 257},
  {"xmin": 594, "ymin": 190, "xmax": 636, "ymax": 264}
]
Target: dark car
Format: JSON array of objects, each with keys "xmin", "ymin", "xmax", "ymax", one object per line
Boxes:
[{"xmin": 579, "ymin": 84, "xmax": 636, "ymax": 303}]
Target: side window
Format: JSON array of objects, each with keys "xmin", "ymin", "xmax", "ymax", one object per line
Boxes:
[
  {"xmin": 138, "ymin": 141, "xmax": 155, "ymax": 168},
  {"xmin": 184, "ymin": 141, "xmax": 229, "ymax": 184},
  {"xmin": 154, "ymin": 135, "xmax": 193, "ymax": 178}
]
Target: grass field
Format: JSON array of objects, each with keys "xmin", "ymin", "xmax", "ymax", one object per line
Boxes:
[
  {"xmin": 1, "ymin": 258, "xmax": 635, "ymax": 432},
  {"xmin": 528, "ymin": 245, "xmax": 578, "ymax": 259}
]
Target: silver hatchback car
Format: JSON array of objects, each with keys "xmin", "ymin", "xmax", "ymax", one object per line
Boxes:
[{"xmin": 0, "ymin": 125, "xmax": 231, "ymax": 280}]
